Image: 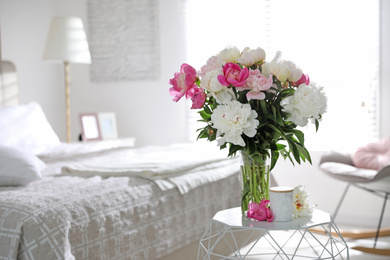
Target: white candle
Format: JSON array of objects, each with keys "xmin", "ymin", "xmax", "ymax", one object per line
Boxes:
[{"xmin": 270, "ymin": 186, "xmax": 293, "ymax": 222}]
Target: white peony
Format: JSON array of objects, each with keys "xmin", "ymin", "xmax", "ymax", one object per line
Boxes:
[
  {"xmin": 281, "ymin": 60, "xmax": 303, "ymax": 82},
  {"xmin": 200, "ymin": 69, "xmax": 224, "ymax": 93},
  {"xmin": 250, "ymin": 47, "xmax": 266, "ymax": 64},
  {"xmin": 237, "ymin": 47, "xmax": 266, "ymax": 67},
  {"xmin": 218, "ymin": 46, "xmax": 241, "ymax": 63},
  {"xmin": 200, "ymin": 69, "xmax": 235, "ymax": 104},
  {"xmin": 262, "ymin": 51, "xmax": 303, "ymax": 82},
  {"xmin": 293, "ymin": 185, "xmax": 313, "ymax": 218},
  {"xmin": 211, "ymin": 100, "xmax": 259, "ymax": 146},
  {"xmin": 213, "ymin": 88, "xmax": 236, "ymax": 104},
  {"xmin": 281, "ymin": 84, "xmax": 327, "ymax": 127}
]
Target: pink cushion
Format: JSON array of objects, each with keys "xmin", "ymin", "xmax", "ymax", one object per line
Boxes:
[{"xmin": 351, "ymin": 138, "xmax": 390, "ymax": 170}]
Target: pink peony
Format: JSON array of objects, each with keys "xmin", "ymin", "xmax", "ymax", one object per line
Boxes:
[
  {"xmin": 240, "ymin": 69, "xmax": 273, "ymax": 101},
  {"xmin": 187, "ymin": 87, "xmax": 207, "ymax": 109},
  {"xmin": 217, "ymin": 62, "xmax": 249, "ymax": 87},
  {"xmin": 198, "ymin": 56, "xmax": 225, "ymax": 77},
  {"xmin": 247, "ymin": 199, "xmax": 274, "ymax": 222},
  {"xmin": 294, "ymin": 74, "xmax": 310, "ymax": 87},
  {"xmin": 169, "ymin": 64, "xmax": 197, "ymax": 102}
]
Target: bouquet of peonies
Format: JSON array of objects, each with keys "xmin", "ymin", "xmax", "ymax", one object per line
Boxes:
[{"xmin": 169, "ymin": 46, "xmax": 327, "ymax": 170}]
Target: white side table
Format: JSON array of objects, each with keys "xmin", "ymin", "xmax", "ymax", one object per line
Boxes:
[{"xmin": 198, "ymin": 207, "xmax": 349, "ymax": 260}]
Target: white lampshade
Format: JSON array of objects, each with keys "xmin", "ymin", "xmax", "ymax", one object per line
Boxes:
[{"xmin": 42, "ymin": 17, "xmax": 91, "ymax": 64}]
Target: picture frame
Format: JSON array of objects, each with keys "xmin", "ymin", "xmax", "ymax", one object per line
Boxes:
[
  {"xmin": 79, "ymin": 113, "xmax": 102, "ymax": 141},
  {"xmin": 98, "ymin": 112, "xmax": 118, "ymax": 140}
]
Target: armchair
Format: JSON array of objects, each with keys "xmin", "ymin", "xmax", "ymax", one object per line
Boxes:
[{"xmin": 318, "ymin": 139, "xmax": 390, "ymax": 256}]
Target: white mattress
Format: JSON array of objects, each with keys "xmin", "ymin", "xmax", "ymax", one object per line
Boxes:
[{"xmin": 0, "ymin": 142, "xmax": 241, "ymax": 259}]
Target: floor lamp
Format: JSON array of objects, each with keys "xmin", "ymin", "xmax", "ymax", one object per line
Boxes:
[{"xmin": 42, "ymin": 17, "xmax": 91, "ymax": 143}]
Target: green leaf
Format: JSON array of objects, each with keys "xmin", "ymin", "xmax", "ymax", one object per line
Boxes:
[
  {"xmin": 297, "ymin": 145, "xmax": 312, "ymax": 164},
  {"xmin": 198, "ymin": 110, "xmax": 211, "ymax": 121},
  {"xmin": 248, "ymin": 139, "xmax": 256, "ymax": 154},
  {"xmin": 228, "ymin": 144, "xmax": 241, "ymax": 157},
  {"xmin": 260, "ymin": 100, "xmax": 268, "ymax": 115},
  {"xmin": 304, "ymin": 151, "xmax": 312, "ymax": 164},
  {"xmin": 203, "ymin": 105, "xmax": 212, "ymax": 115},
  {"xmin": 266, "ymin": 124, "xmax": 286, "ymax": 140},
  {"xmin": 278, "ymin": 88, "xmax": 295, "ymax": 98},
  {"xmin": 279, "ymin": 148, "xmax": 289, "ymax": 160},
  {"xmin": 276, "ymin": 143, "xmax": 287, "ymax": 150},
  {"xmin": 286, "ymin": 137, "xmax": 301, "ymax": 164},
  {"xmin": 289, "ymin": 129, "xmax": 305, "ymax": 145},
  {"xmin": 272, "ymin": 106, "xmax": 284, "ymax": 125},
  {"xmin": 286, "ymin": 152, "xmax": 295, "ymax": 166},
  {"xmin": 315, "ymin": 119, "xmax": 319, "ymax": 132},
  {"xmin": 197, "ymin": 129, "xmax": 208, "ymax": 139},
  {"xmin": 270, "ymin": 149, "xmax": 279, "ymax": 171}
]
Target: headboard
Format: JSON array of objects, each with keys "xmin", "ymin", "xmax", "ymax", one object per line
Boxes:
[
  {"xmin": 0, "ymin": 60, "xmax": 19, "ymax": 106},
  {"xmin": 0, "ymin": 23, "xmax": 19, "ymax": 107}
]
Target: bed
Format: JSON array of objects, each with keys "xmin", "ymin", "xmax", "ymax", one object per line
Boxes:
[{"xmin": 0, "ymin": 59, "xmax": 241, "ymax": 260}]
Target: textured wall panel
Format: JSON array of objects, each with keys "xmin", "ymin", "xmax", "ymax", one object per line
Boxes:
[{"xmin": 88, "ymin": 0, "xmax": 160, "ymax": 82}]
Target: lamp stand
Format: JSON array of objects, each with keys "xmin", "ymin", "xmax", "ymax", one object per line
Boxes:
[{"xmin": 64, "ymin": 61, "xmax": 71, "ymax": 143}]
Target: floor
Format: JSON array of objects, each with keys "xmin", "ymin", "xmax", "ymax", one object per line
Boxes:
[
  {"xmin": 335, "ymin": 225, "xmax": 390, "ymax": 260},
  {"xmin": 237, "ymin": 226, "xmax": 390, "ymax": 260},
  {"xmin": 346, "ymin": 238, "xmax": 390, "ymax": 260}
]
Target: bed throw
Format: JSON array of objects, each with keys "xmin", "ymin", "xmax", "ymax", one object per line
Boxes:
[{"xmin": 61, "ymin": 142, "xmax": 240, "ymax": 194}]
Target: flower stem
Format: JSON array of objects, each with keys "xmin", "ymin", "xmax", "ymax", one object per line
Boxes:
[{"xmin": 240, "ymin": 151, "xmax": 270, "ymax": 215}]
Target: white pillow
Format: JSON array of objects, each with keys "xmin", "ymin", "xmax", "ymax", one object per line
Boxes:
[
  {"xmin": 0, "ymin": 146, "xmax": 44, "ymax": 186},
  {"xmin": 0, "ymin": 102, "xmax": 60, "ymax": 154}
]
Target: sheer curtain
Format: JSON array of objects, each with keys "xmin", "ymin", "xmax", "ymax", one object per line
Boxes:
[{"xmin": 185, "ymin": 0, "xmax": 380, "ymax": 151}]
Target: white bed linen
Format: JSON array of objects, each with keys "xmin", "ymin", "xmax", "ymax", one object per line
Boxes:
[
  {"xmin": 59, "ymin": 142, "xmax": 240, "ymax": 194},
  {"xmin": 0, "ymin": 142, "xmax": 241, "ymax": 259}
]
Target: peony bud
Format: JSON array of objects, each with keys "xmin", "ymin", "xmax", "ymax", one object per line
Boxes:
[{"xmin": 207, "ymin": 129, "xmax": 215, "ymax": 135}]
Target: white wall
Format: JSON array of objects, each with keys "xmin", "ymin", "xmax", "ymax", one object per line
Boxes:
[
  {"xmin": 0, "ymin": 0, "xmax": 188, "ymax": 146},
  {"xmin": 0, "ymin": 0, "xmax": 62, "ymax": 135},
  {"xmin": 0, "ymin": 0, "xmax": 389, "ymax": 227}
]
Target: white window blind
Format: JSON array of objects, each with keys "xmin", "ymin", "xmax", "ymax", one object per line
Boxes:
[{"xmin": 184, "ymin": 0, "xmax": 379, "ymax": 151}]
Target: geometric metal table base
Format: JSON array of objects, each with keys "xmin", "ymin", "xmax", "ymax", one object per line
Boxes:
[{"xmin": 198, "ymin": 207, "xmax": 349, "ymax": 260}]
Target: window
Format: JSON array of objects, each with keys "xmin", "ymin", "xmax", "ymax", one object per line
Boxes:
[{"xmin": 185, "ymin": 0, "xmax": 379, "ymax": 151}]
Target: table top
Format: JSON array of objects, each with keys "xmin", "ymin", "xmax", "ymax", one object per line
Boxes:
[{"xmin": 213, "ymin": 207, "xmax": 331, "ymax": 230}]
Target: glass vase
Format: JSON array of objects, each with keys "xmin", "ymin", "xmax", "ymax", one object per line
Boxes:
[{"xmin": 240, "ymin": 150, "xmax": 271, "ymax": 215}]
